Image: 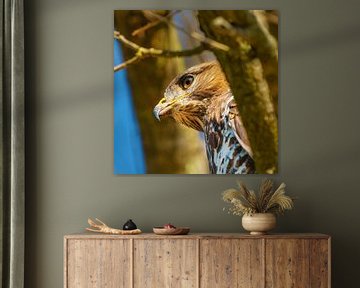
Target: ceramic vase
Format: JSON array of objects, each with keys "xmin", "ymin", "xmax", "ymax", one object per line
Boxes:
[{"xmin": 242, "ymin": 213, "xmax": 276, "ymax": 235}]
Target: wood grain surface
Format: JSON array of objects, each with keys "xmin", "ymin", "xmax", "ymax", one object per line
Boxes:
[
  {"xmin": 65, "ymin": 239, "xmax": 131, "ymax": 288},
  {"xmin": 65, "ymin": 233, "xmax": 330, "ymax": 240},
  {"xmin": 133, "ymin": 239, "xmax": 198, "ymax": 288},
  {"xmin": 64, "ymin": 233, "xmax": 330, "ymax": 288},
  {"xmin": 309, "ymin": 239, "xmax": 330, "ymax": 288},
  {"xmin": 200, "ymin": 239, "xmax": 264, "ymax": 288},
  {"xmin": 265, "ymin": 239, "xmax": 310, "ymax": 287}
]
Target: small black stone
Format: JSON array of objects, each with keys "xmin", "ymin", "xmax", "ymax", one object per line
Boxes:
[{"xmin": 123, "ymin": 219, "xmax": 137, "ymax": 230}]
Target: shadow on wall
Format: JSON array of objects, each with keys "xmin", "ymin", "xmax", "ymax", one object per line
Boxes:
[{"xmin": 283, "ymin": 23, "xmax": 360, "ymax": 57}]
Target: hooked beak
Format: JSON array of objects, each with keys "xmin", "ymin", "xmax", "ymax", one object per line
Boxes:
[{"xmin": 153, "ymin": 97, "xmax": 174, "ymax": 121}]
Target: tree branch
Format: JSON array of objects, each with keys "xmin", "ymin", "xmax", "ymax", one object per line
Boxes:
[
  {"xmin": 211, "ymin": 11, "xmax": 278, "ymax": 116},
  {"xmin": 132, "ymin": 10, "xmax": 181, "ymax": 37},
  {"xmin": 114, "ymin": 32, "xmax": 207, "ymax": 72},
  {"xmin": 114, "ymin": 54, "xmax": 142, "ymax": 71},
  {"xmin": 144, "ymin": 10, "xmax": 230, "ymax": 52}
]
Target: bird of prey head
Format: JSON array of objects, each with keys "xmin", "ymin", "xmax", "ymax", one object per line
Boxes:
[
  {"xmin": 153, "ymin": 61, "xmax": 229, "ymax": 131},
  {"xmin": 153, "ymin": 61, "xmax": 255, "ymax": 173}
]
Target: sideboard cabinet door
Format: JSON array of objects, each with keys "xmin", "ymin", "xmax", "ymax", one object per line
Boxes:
[
  {"xmin": 133, "ymin": 239, "xmax": 198, "ymax": 288},
  {"xmin": 265, "ymin": 239, "xmax": 330, "ymax": 288},
  {"xmin": 200, "ymin": 239, "xmax": 264, "ymax": 288},
  {"xmin": 65, "ymin": 239, "xmax": 131, "ymax": 288}
]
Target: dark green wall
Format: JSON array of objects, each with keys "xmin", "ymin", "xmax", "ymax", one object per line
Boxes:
[{"xmin": 25, "ymin": 0, "xmax": 360, "ymax": 287}]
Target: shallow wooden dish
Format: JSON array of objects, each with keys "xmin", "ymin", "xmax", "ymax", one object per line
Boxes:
[{"xmin": 153, "ymin": 227, "xmax": 190, "ymax": 235}]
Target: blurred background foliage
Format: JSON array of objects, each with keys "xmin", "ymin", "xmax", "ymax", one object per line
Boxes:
[{"xmin": 114, "ymin": 10, "xmax": 209, "ymax": 174}]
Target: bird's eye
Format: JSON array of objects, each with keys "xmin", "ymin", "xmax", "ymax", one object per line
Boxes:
[{"xmin": 180, "ymin": 75, "xmax": 194, "ymax": 90}]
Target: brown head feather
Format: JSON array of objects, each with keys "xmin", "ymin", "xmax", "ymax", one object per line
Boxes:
[{"xmin": 153, "ymin": 61, "xmax": 230, "ymax": 131}]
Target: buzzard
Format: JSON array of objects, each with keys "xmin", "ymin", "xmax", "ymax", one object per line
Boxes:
[{"xmin": 153, "ymin": 61, "xmax": 255, "ymax": 174}]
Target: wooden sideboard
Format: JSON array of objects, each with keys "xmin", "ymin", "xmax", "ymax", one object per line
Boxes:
[{"xmin": 64, "ymin": 233, "xmax": 330, "ymax": 288}]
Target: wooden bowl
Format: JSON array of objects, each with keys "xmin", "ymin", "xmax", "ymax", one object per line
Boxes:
[{"xmin": 153, "ymin": 227, "xmax": 190, "ymax": 235}]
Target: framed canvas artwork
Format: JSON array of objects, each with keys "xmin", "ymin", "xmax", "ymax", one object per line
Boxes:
[{"xmin": 114, "ymin": 10, "xmax": 278, "ymax": 174}]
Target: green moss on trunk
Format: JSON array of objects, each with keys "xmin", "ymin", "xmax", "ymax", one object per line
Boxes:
[{"xmin": 198, "ymin": 10, "xmax": 278, "ymax": 173}]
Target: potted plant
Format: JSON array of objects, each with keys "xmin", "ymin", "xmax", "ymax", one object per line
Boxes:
[{"xmin": 222, "ymin": 179, "xmax": 294, "ymax": 235}]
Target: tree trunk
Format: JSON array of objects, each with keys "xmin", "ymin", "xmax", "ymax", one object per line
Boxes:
[
  {"xmin": 114, "ymin": 11, "xmax": 207, "ymax": 173},
  {"xmin": 198, "ymin": 10, "xmax": 278, "ymax": 174}
]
